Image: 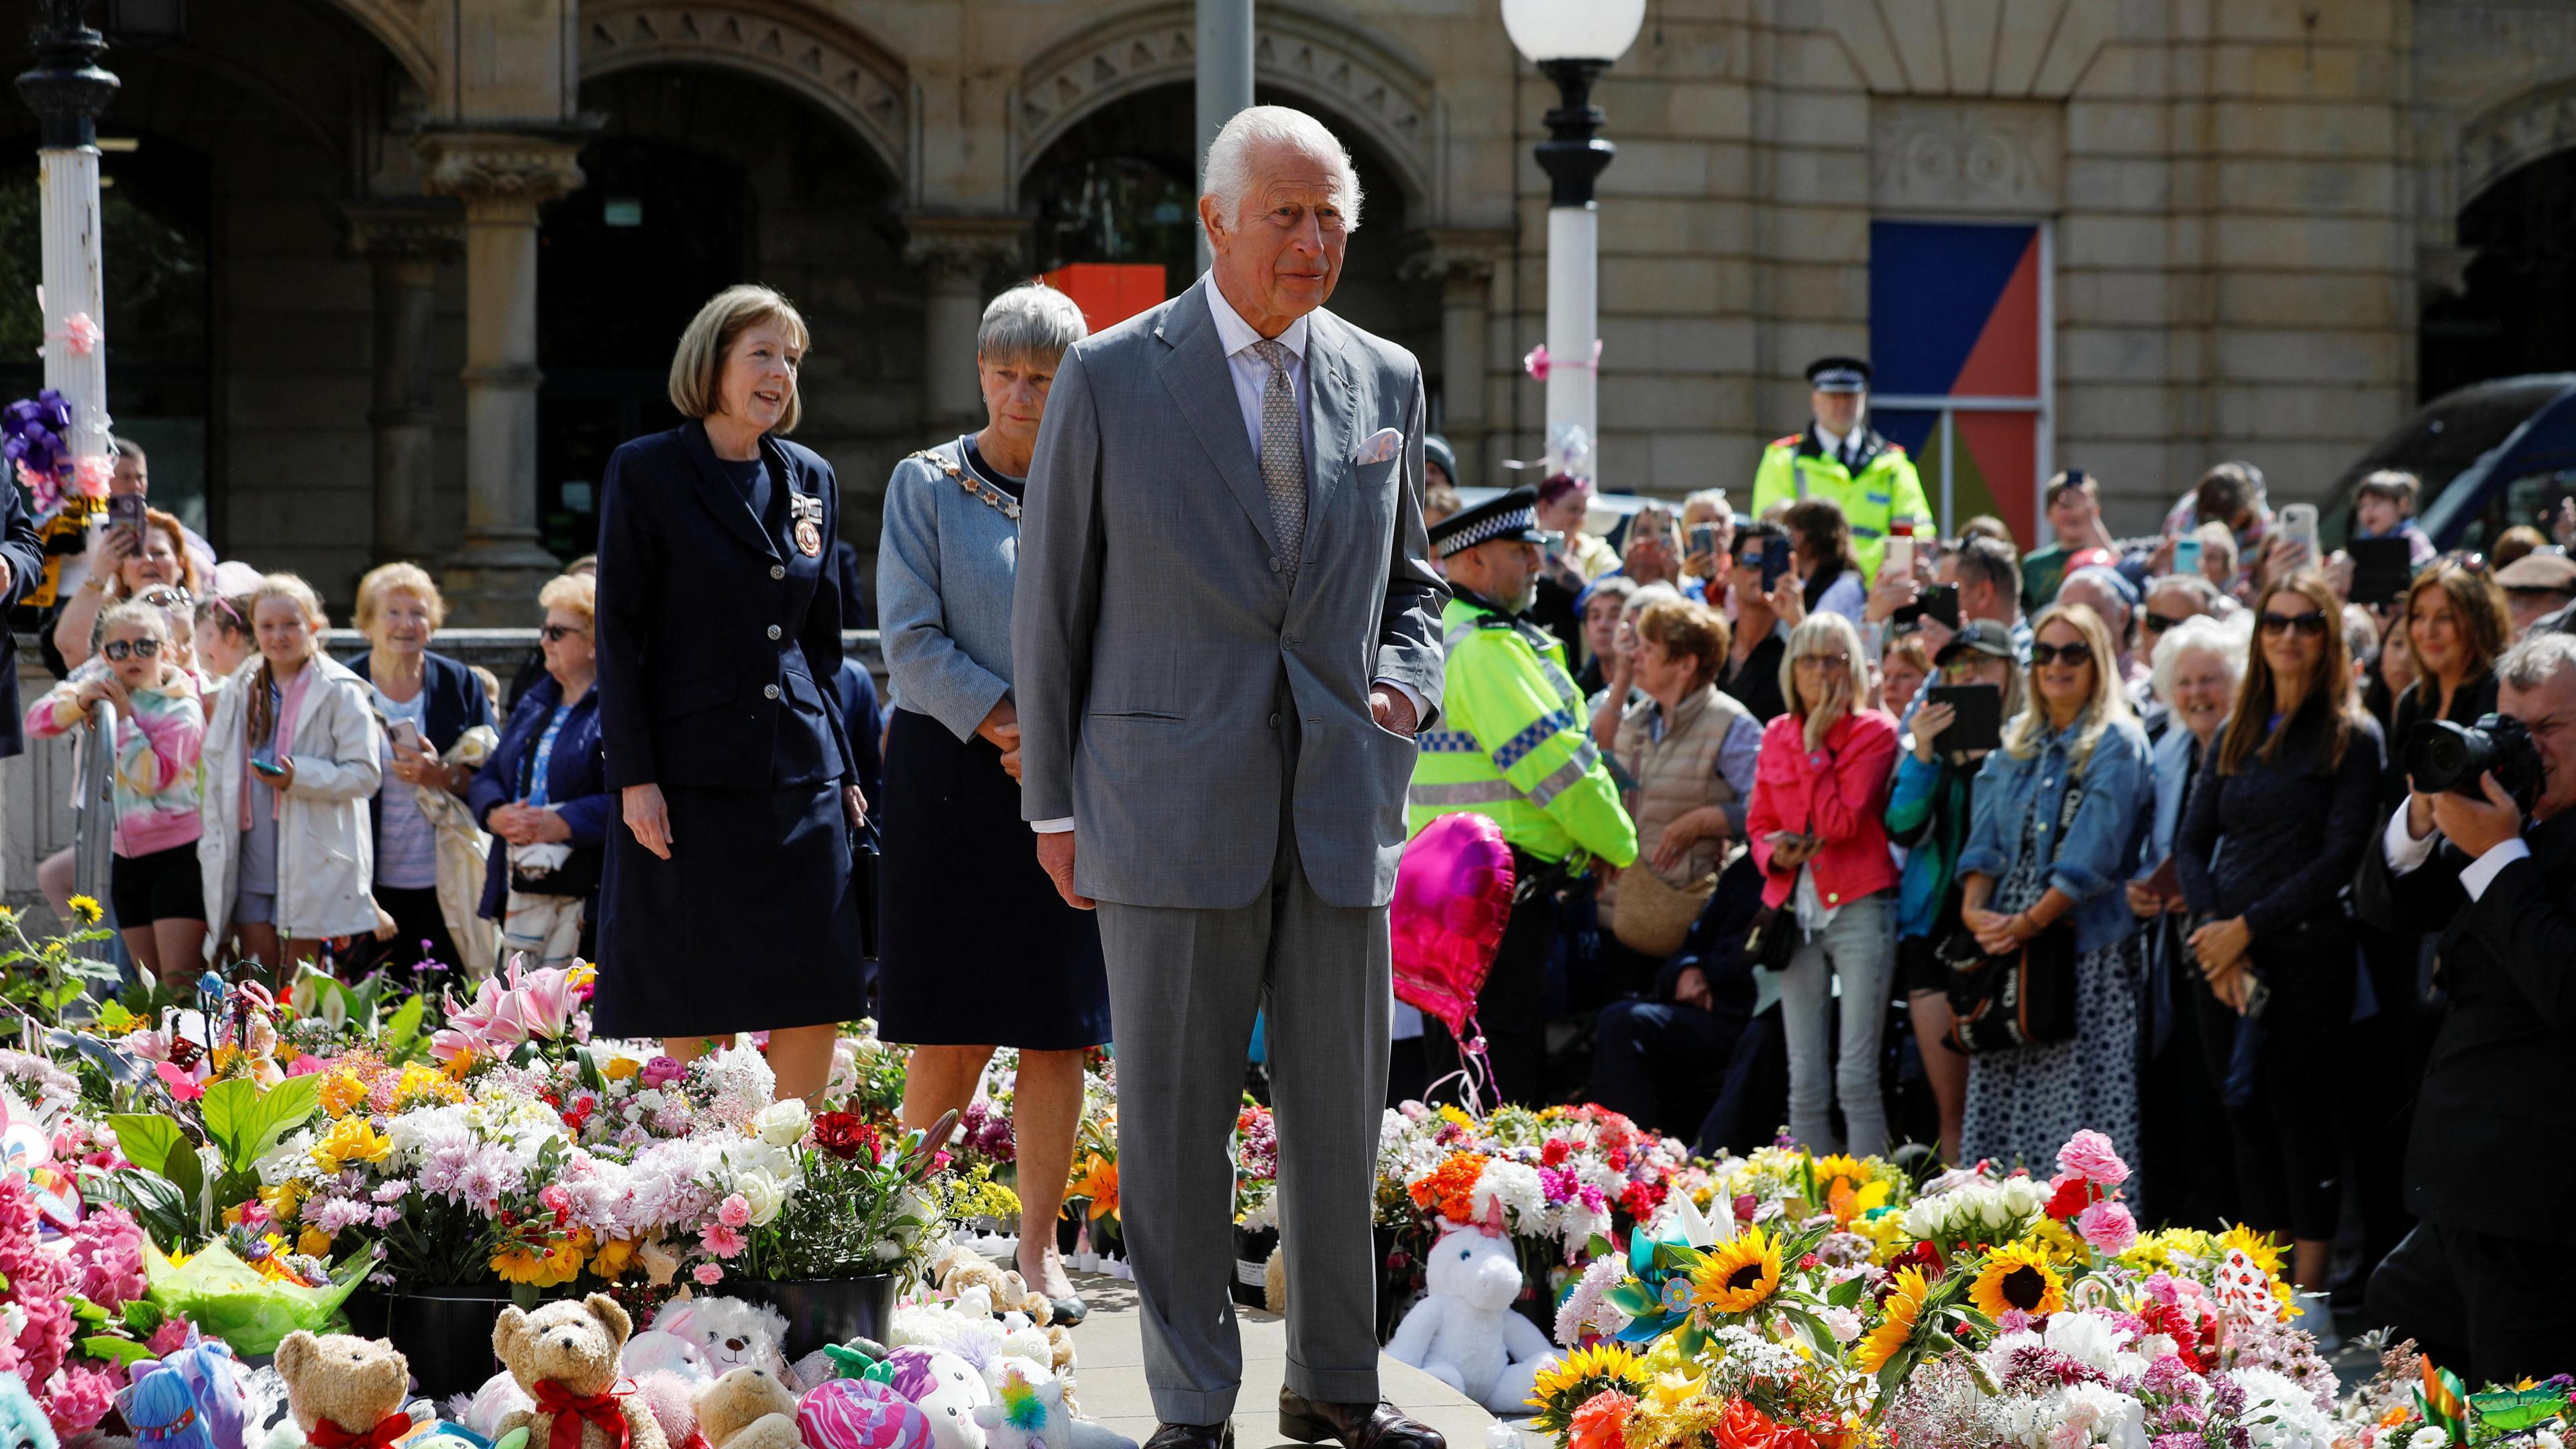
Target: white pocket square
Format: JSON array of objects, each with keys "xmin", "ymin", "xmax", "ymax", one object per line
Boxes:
[{"xmin": 1353, "ymin": 427, "xmax": 1403, "ymax": 466}]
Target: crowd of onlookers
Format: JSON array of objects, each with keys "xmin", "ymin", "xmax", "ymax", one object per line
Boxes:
[
  {"xmin": 1418, "ymin": 454, "xmax": 2576, "ymax": 1323},
  {"xmin": 13, "ymin": 436, "xmax": 892, "ymax": 994}
]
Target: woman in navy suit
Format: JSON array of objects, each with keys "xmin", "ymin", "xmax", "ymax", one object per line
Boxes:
[{"xmin": 594, "ymin": 284, "xmax": 867, "ymax": 1102}]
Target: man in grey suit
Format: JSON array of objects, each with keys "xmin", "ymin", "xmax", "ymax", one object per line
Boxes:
[{"xmin": 1012, "ymin": 107, "xmax": 1448, "ymax": 1449}]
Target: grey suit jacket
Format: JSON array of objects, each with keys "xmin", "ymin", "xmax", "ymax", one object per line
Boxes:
[{"xmin": 1012, "ymin": 280, "xmax": 1447, "ymax": 911}]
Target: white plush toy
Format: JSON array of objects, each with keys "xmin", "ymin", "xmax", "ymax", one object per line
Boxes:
[
  {"xmin": 971, "ymin": 1362, "xmax": 1136, "ymax": 1449},
  {"xmin": 1383, "ymin": 1222, "xmax": 1560, "ymax": 1415},
  {"xmin": 637, "ymin": 1297, "xmax": 796, "ymax": 1385},
  {"xmin": 888, "ymin": 1346, "xmax": 993, "ymax": 1449}
]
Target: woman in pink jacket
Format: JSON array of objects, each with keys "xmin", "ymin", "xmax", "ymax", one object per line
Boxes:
[
  {"xmin": 1747, "ymin": 610, "xmax": 1901, "ymax": 1155},
  {"xmin": 28, "ymin": 598, "xmax": 207, "ymax": 977}
]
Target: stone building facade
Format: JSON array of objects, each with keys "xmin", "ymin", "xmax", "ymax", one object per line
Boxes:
[{"xmin": 11, "ymin": 0, "xmax": 2575, "ymax": 614}]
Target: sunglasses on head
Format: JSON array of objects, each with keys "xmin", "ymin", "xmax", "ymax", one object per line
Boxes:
[
  {"xmin": 2259, "ymin": 609, "xmax": 2330, "ymax": 637},
  {"xmin": 539, "ymin": 623, "xmax": 589, "ymax": 643},
  {"xmin": 137, "ymin": 586, "xmax": 192, "ymax": 609},
  {"xmin": 2029, "ymin": 640, "xmax": 2094, "ymax": 667},
  {"xmin": 101, "ymin": 638, "xmax": 162, "ymax": 661}
]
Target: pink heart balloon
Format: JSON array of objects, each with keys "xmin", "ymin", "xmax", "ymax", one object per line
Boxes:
[{"xmin": 1389, "ymin": 812, "xmax": 1516, "ymax": 1037}]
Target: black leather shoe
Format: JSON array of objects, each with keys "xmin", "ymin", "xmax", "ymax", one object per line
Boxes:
[
  {"xmin": 1278, "ymin": 1391, "xmax": 1446, "ymax": 1449},
  {"xmin": 1045, "ymin": 1293, "xmax": 1089, "ymax": 1327},
  {"xmin": 1144, "ymin": 1423, "xmax": 1233, "ymax": 1449}
]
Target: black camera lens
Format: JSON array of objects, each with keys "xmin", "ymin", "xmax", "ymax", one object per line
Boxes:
[{"xmin": 2406, "ymin": 714, "xmax": 2542, "ymax": 812}]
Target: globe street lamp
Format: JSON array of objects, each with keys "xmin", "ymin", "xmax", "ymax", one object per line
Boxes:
[{"xmin": 1502, "ymin": 0, "xmax": 1644, "ymax": 470}]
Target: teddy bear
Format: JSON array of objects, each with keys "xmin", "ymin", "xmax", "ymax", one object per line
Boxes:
[
  {"xmin": 691, "ymin": 1369, "xmax": 801, "ymax": 1449},
  {"xmin": 1381, "ymin": 1222, "xmax": 1560, "ymax": 1416},
  {"xmin": 272, "ymin": 1332, "xmax": 417, "ymax": 1449},
  {"xmin": 627, "ymin": 1298, "xmax": 794, "ymax": 1387},
  {"xmin": 492, "ymin": 1295, "xmax": 670, "ymax": 1449}
]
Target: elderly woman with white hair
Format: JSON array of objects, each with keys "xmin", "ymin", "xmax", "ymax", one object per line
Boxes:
[{"xmin": 875, "ymin": 280, "xmax": 1106, "ymax": 1324}]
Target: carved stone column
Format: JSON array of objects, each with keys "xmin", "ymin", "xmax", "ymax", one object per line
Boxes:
[
  {"xmin": 903, "ymin": 214, "xmax": 1029, "ymax": 435},
  {"xmin": 1407, "ymin": 229, "xmax": 1512, "ymax": 488},
  {"xmin": 418, "ymin": 129, "xmax": 586, "ymax": 623},
  {"xmin": 344, "ymin": 200, "xmax": 462, "ymax": 568}
]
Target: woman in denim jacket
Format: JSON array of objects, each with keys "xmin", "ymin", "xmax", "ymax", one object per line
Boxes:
[{"xmin": 1955, "ymin": 600, "xmax": 2155, "ymax": 1178}]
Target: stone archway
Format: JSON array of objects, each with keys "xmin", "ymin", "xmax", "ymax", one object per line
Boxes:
[
  {"xmin": 1008, "ymin": 3, "xmax": 1439, "ymax": 224},
  {"xmin": 577, "ymin": 0, "xmax": 912, "ymax": 184},
  {"xmin": 317, "ymin": 0, "xmax": 443, "ymax": 99},
  {"xmin": 2455, "ymin": 74, "xmax": 2576, "ymax": 213}
]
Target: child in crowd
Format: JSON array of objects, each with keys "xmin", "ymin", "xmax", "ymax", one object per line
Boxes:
[
  {"xmin": 2351, "ymin": 470, "xmax": 2438, "ymax": 567},
  {"xmin": 27, "ymin": 599, "xmax": 208, "ymax": 978}
]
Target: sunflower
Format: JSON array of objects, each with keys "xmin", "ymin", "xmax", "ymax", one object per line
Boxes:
[
  {"xmin": 1688, "ymin": 1225, "xmax": 1782, "ymax": 1316},
  {"xmin": 67, "ymin": 894, "xmax": 102, "ymax": 925},
  {"xmin": 1528, "ymin": 1343, "xmax": 1649, "ymax": 1429},
  {"xmin": 1969, "ymin": 1241, "xmax": 2065, "ymax": 1320},
  {"xmin": 1854, "ymin": 1266, "xmax": 1929, "ymax": 1373},
  {"xmin": 1812, "ymin": 1154, "xmax": 1868, "ymax": 1195}
]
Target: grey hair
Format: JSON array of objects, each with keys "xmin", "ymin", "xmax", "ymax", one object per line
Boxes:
[
  {"xmin": 2144, "ymin": 572, "xmax": 2223, "ymax": 614},
  {"xmin": 2151, "ymin": 612, "xmax": 2247, "ymax": 707},
  {"xmin": 976, "ymin": 282, "xmax": 1088, "ymax": 366},
  {"xmin": 2496, "ymin": 631, "xmax": 2576, "ymax": 692},
  {"xmin": 1201, "ymin": 105, "xmax": 1364, "ymax": 234}
]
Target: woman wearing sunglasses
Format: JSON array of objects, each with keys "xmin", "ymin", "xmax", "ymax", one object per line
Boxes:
[
  {"xmin": 1955, "ymin": 601, "xmax": 2154, "ymax": 1179},
  {"xmin": 469, "ymin": 573, "xmax": 611, "ymax": 969},
  {"xmin": 2176, "ymin": 569, "xmax": 2385, "ymax": 1307},
  {"xmin": 26, "ymin": 599, "xmax": 208, "ymax": 977}
]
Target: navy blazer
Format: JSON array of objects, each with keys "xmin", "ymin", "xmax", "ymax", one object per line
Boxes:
[
  {"xmin": 470, "ymin": 674, "xmax": 614, "ymax": 919},
  {"xmin": 596, "ymin": 419, "xmax": 853, "ymax": 793},
  {"xmin": 0, "ymin": 481, "xmax": 46, "ymax": 757},
  {"xmin": 831, "ymin": 658, "xmax": 884, "ymax": 806},
  {"xmin": 345, "ymin": 649, "xmax": 496, "ymax": 861}
]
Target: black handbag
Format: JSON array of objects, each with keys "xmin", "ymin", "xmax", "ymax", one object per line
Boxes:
[
  {"xmin": 1941, "ymin": 769, "xmax": 2088, "ymax": 1055},
  {"xmin": 1744, "ymin": 904, "xmax": 1801, "ymax": 973}
]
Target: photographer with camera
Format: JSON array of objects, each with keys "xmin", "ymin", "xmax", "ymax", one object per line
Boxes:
[{"xmin": 2359, "ymin": 631, "xmax": 2576, "ymax": 1382}]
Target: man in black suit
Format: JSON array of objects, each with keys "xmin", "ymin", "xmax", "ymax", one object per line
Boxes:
[
  {"xmin": 0, "ymin": 474, "xmax": 50, "ymax": 757},
  {"xmin": 2360, "ymin": 631, "xmax": 2576, "ymax": 1383}
]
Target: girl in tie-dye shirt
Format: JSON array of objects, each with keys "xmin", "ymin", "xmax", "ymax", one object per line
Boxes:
[{"xmin": 26, "ymin": 598, "xmax": 207, "ymax": 977}]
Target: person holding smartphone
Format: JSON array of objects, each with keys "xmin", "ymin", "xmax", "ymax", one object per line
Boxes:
[
  {"xmin": 346, "ymin": 563, "xmax": 496, "ymax": 980},
  {"xmin": 1715, "ymin": 521, "xmax": 1801, "ymax": 722},
  {"xmin": 1882, "ymin": 622, "xmax": 2021, "ymax": 1164},
  {"xmin": 52, "ymin": 504, "xmax": 201, "ymax": 670},
  {"xmin": 2176, "ymin": 571, "xmax": 2384, "ymax": 1304},
  {"xmin": 197, "ymin": 574, "xmax": 386, "ymax": 982}
]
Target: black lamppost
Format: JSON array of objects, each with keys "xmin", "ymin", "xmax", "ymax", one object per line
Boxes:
[
  {"xmin": 17, "ymin": 0, "xmax": 119, "ymax": 149},
  {"xmin": 1503, "ymin": 0, "xmax": 1643, "ymax": 463}
]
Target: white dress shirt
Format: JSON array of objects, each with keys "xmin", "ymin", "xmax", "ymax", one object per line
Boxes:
[
  {"xmin": 1028, "ymin": 275, "xmax": 1424, "ymax": 835},
  {"xmin": 2381, "ymin": 801, "xmax": 2530, "ymax": 901}
]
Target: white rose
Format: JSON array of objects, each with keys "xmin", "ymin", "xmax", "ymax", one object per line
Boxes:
[
  {"xmin": 755, "ymin": 1099, "xmax": 811, "ymax": 1148},
  {"xmin": 2409, "ymin": 1430, "xmax": 2451, "ymax": 1449},
  {"xmin": 737, "ymin": 1169, "xmax": 787, "ymax": 1226}
]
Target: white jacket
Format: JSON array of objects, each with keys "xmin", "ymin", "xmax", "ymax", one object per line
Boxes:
[{"xmin": 199, "ymin": 653, "xmax": 386, "ymax": 950}]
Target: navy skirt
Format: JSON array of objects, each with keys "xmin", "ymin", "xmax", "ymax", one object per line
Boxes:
[
  {"xmin": 593, "ymin": 780, "xmax": 867, "ymax": 1038},
  {"xmin": 875, "ymin": 708, "xmax": 1111, "ymax": 1050}
]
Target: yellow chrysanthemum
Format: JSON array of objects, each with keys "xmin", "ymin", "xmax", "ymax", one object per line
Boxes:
[
  {"xmin": 318, "ymin": 1069, "xmax": 370, "ymax": 1118},
  {"xmin": 392, "ymin": 1062, "xmax": 466, "ymax": 1107},
  {"xmin": 2023, "ymin": 1214, "xmax": 2086, "ymax": 1265},
  {"xmin": 1530, "ymin": 1341, "xmax": 1648, "ymax": 1408},
  {"xmin": 1970, "ymin": 1240, "xmax": 2066, "ymax": 1320},
  {"xmin": 310, "ymin": 1117, "xmax": 392, "ymax": 1174},
  {"xmin": 67, "ymin": 894, "xmax": 102, "ymax": 925},
  {"xmin": 1436, "ymin": 1105, "xmax": 1478, "ymax": 1132},
  {"xmin": 2220, "ymin": 1224, "xmax": 2285, "ymax": 1277},
  {"xmin": 1688, "ymin": 1224, "xmax": 1782, "ymax": 1315},
  {"xmin": 1854, "ymin": 1266, "xmax": 1929, "ymax": 1374}
]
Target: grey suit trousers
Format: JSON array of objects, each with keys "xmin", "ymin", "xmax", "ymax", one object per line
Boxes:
[{"xmin": 1095, "ymin": 730, "xmax": 1392, "ymax": 1424}]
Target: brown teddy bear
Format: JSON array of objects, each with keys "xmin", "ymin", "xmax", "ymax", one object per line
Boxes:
[
  {"xmin": 274, "ymin": 1332, "xmax": 415, "ymax": 1449},
  {"xmin": 691, "ymin": 1368, "xmax": 802, "ymax": 1449},
  {"xmin": 493, "ymin": 1294, "xmax": 670, "ymax": 1449}
]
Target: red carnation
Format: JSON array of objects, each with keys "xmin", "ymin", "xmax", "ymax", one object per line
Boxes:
[
  {"xmin": 2043, "ymin": 1172, "xmax": 2092, "ymax": 1222},
  {"xmin": 812, "ymin": 1111, "xmax": 875, "ymax": 1161}
]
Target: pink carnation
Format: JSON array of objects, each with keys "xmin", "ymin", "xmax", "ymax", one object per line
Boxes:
[
  {"xmin": 66, "ymin": 1205, "xmax": 146, "ymax": 1308},
  {"xmin": 146, "ymin": 1317, "xmax": 195, "ymax": 1356},
  {"xmin": 46, "ymin": 1360, "xmax": 122, "ymax": 1436},
  {"xmin": 693, "ymin": 1263, "xmax": 724, "ymax": 1286},
  {"xmin": 2055, "ymin": 1130, "xmax": 2131, "ymax": 1187},
  {"xmin": 701, "ymin": 1222, "xmax": 745, "ymax": 1258},
  {"xmin": 717, "ymin": 1193, "xmax": 751, "ymax": 1228},
  {"xmin": 2078, "ymin": 1199, "xmax": 2138, "ymax": 1255}
]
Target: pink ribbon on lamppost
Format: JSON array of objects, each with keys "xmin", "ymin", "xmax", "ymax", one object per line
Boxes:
[{"xmin": 1522, "ymin": 339, "xmax": 1603, "ymax": 381}]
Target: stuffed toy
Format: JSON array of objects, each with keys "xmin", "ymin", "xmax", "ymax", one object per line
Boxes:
[
  {"xmin": 798, "ymin": 1379, "xmax": 930, "ymax": 1449},
  {"xmin": 0, "ymin": 1375, "xmax": 58, "ymax": 1449},
  {"xmin": 991, "ymin": 1273, "xmax": 1053, "ymax": 1328},
  {"xmin": 629, "ymin": 1299, "xmax": 792, "ymax": 1386},
  {"xmin": 690, "ymin": 1371, "xmax": 800, "ymax": 1449},
  {"xmin": 1381, "ymin": 1222, "xmax": 1560, "ymax": 1416},
  {"xmin": 131, "ymin": 1363, "xmax": 221, "ymax": 1449},
  {"xmin": 967, "ymin": 1363, "xmax": 1132, "ymax": 1449},
  {"xmin": 272, "ymin": 1333, "xmax": 418, "ymax": 1449},
  {"xmin": 131, "ymin": 1330, "xmax": 262, "ymax": 1449},
  {"xmin": 450, "ymin": 1376, "xmax": 534, "ymax": 1445},
  {"xmin": 883, "ymin": 1348, "xmax": 989, "ymax": 1449},
  {"xmin": 492, "ymin": 1295, "xmax": 669, "ymax": 1449}
]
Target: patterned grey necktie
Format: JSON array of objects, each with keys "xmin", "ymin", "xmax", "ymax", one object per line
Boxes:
[{"xmin": 1250, "ymin": 338, "xmax": 1307, "ymax": 569}]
